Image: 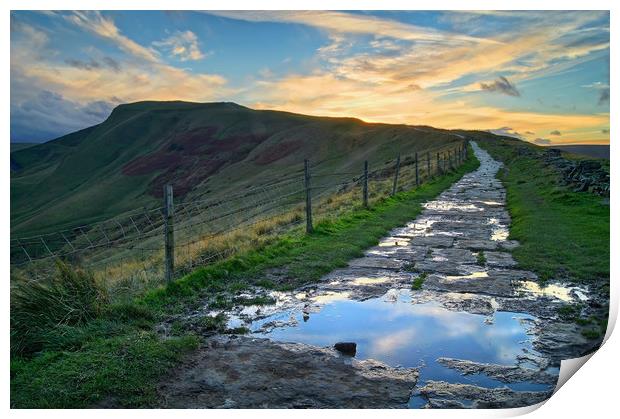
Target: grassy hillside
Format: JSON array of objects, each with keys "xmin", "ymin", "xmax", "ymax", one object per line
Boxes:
[
  {"xmin": 11, "ymin": 101, "xmax": 462, "ymax": 236},
  {"xmin": 10, "ymin": 142, "xmax": 38, "ymax": 153}
]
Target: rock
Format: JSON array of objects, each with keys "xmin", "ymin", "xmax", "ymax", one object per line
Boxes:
[
  {"xmin": 409, "ymin": 236, "xmax": 455, "ymax": 248},
  {"xmin": 436, "ymin": 358, "xmax": 557, "ymax": 385},
  {"xmin": 217, "ymin": 399, "xmax": 237, "ymax": 408},
  {"xmin": 348, "ymin": 256, "xmax": 406, "ymax": 270},
  {"xmin": 419, "ymin": 381, "xmax": 552, "ymax": 409},
  {"xmin": 484, "ymin": 251, "xmax": 517, "ymax": 267},
  {"xmin": 334, "ymin": 342, "xmax": 357, "ymax": 356},
  {"xmin": 454, "ymin": 239, "xmax": 498, "ymax": 250},
  {"xmin": 544, "ymin": 150, "xmax": 609, "ymax": 197}
]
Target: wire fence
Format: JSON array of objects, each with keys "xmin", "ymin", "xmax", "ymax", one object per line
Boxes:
[{"xmin": 10, "ymin": 140, "xmax": 469, "ymax": 299}]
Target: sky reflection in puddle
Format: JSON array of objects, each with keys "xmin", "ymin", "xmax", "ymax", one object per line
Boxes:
[{"xmin": 251, "ymin": 289, "xmax": 555, "ymax": 402}]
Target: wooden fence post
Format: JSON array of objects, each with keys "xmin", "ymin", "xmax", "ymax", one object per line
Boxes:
[
  {"xmin": 391, "ymin": 153, "xmax": 401, "ymax": 196},
  {"xmin": 163, "ymin": 184, "xmax": 175, "ymax": 283},
  {"xmin": 427, "ymin": 152, "xmax": 431, "ymax": 179},
  {"xmin": 415, "ymin": 152, "xmax": 419, "ymax": 186},
  {"xmin": 363, "ymin": 160, "xmax": 369, "ymax": 207},
  {"xmin": 436, "ymin": 152, "xmax": 440, "ymax": 174},
  {"xmin": 304, "ymin": 159, "xmax": 313, "ymax": 233}
]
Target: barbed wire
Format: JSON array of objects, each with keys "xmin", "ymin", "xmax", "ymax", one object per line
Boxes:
[{"xmin": 10, "ymin": 140, "xmax": 469, "ymax": 285}]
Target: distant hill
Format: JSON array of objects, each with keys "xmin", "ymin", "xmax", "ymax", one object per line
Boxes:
[
  {"xmin": 10, "ymin": 101, "xmax": 464, "ymax": 235},
  {"xmin": 548, "ymin": 145, "xmax": 609, "ymax": 160}
]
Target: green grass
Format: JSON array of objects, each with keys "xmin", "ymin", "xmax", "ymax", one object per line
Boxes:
[
  {"xmin": 10, "ymin": 332, "xmax": 199, "ymax": 408},
  {"xmin": 476, "ymin": 251, "xmax": 486, "ymax": 266},
  {"xmin": 11, "ymin": 149, "xmax": 479, "ymax": 408},
  {"xmin": 473, "ymin": 136, "xmax": 609, "ymax": 284},
  {"xmin": 411, "ymin": 272, "xmax": 428, "ymax": 290}
]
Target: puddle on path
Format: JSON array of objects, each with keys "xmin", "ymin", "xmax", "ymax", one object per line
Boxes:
[
  {"xmin": 247, "ymin": 289, "xmax": 556, "ymax": 407},
  {"xmin": 517, "ymin": 281, "xmax": 588, "ymax": 302}
]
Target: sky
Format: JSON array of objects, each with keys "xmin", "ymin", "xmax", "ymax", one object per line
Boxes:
[{"xmin": 10, "ymin": 10, "xmax": 610, "ymax": 145}]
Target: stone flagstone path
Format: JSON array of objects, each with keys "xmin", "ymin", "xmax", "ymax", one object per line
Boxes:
[{"xmin": 158, "ymin": 142, "xmax": 598, "ymax": 409}]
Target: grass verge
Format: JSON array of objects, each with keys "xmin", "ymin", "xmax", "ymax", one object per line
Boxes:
[{"xmin": 11, "ymin": 149, "xmax": 480, "ymax": 408}]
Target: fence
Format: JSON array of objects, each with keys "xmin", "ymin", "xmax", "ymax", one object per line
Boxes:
[{"xmin": 10, "ymin": 139, "xmax": 469, "ymax": 297}]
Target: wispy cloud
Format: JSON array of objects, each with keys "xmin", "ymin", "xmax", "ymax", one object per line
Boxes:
[
  {"xmin": 153, "ymin": 30, "xmax": 206, "ymax": 61},
  {"xmin": 205, "ymin": 10, "xmax": 499, "ymax": 45},
  {"xmin": 64, "ymin": 11, "xmax": 159, "ymax": 62},
  {"xmin": 479, "ymin": 76, "xmax": 520, "ymax": 97},
  {"xmin": 64, "ymin": 57, "xmax": 121, "ymax": 72}
]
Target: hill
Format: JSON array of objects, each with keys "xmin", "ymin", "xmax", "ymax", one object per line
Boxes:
[
  {"xmin": 10, "ymin": 142, "xmax": 37, "ymax": 153},
  {"xmin": 10, "ymin": 101, "xmax": 462, "ymax": 235},
  {"xmin": 548, "ymin": 145, "xmax": 609, "ymax": 160}
]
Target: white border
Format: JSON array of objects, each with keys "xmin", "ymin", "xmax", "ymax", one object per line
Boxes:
[{"xmin": 3, "ymin": 1, "xmax": 617, "ymax": 418}]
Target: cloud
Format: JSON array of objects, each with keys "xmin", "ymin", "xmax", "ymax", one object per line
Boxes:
[
  {"xmin": 602, "ymin": 129, "xmax": 609, "ymax": 134},
  {"xmin": 549, "ymin": 130, "xmax": 562, "ymax": 136},
  {"xmin": 65, "ymin": 58, "xmax": 101, "ymax": 71},
  {"xmin": 479, "ymin": 76, "xmax": 520, "ymax": 96},
  {"xmin": 598, "ymin": 88, "xmax": 609, "ymax": 105},
  {"xmin": 488, "ymin": 127, "xmax": 525, "ymax": 140},
  {"xmin": 582, "ymin": 81, "xmax": 610, "ymax": 106},
  {"xmin": 525, "ymin": 131, "xmax": 535, "ymax": 135},
  {"xmin": 10, "ymin": 88, "xmax": 116, "ymax": 142},
  {"xmin": 534, "ymin": 138, "xmax": 551, "ymax": 145},
  {"xmin": 63, "ymin": 11, "xmax": 159, "ymax": 62},
  {"xmin": 103, "ymin": 56, "xmax": 121, "ymax": 72},
  {"xmin": 204, "ymin": 11, "xmax": 498, "ymax": 46},
  {"xmin": 153, "ymin": 30, "xmax": 206, "ymax": 61},
  {"xmin": 64, "ymin": 57, "xmax": 121, "ymax": 72}
]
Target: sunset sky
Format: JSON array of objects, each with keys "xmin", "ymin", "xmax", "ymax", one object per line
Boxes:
[{"xmin": 10, "ymin": 10, "xmax": 610, "ymax": 145}]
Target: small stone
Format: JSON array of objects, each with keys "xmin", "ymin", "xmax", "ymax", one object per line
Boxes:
[{"xmin": 334, "ymin": 342, "xmax": 357, "ymax": 356}]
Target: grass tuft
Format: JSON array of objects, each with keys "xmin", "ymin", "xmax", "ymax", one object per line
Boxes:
[
  {"xmin": 411, "ymin": 272, "xmax": 428, "ymax": 290},
  {"xmin": 11, "ymin": 261, "xmax": 109, "ymax": 356}
]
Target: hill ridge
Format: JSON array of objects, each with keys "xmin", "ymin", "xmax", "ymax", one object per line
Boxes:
[{"xmin": 11, "ymin": 101, "xmax": 462, "ymax": 235}]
